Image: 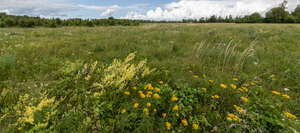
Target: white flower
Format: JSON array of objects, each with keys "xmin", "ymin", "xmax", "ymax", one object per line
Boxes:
[{"xmin": 284, "ymin": 88, "xmax": 290, "ymax": 91}]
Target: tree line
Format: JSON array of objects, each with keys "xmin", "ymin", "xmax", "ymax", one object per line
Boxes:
[
  {"xmin": 0, "ymin": 1, "xmax": 300, "ymax": 28},
  {"xmin": 0, "ymin": 15, "xmax": 140, "ymax": 28}
]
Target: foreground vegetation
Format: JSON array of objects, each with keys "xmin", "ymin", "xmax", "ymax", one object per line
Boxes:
[{"xmin": 0, "ymin": 23, "xmax": 299, "ymax": 132}]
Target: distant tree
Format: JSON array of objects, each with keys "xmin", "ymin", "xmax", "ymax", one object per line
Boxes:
[
  {"xmin": 4, "ymin": 18, "xmax": 16, "ymax": 26},
  {"xmin": 0, "ymin": 20, "xmax": 6, "ymax": 27},
  {"xmin": 292, "ymin": 5, "xmax": 300, "ymax": 22},
  {"xmin": 265, "ymin": 0, "xmax": 289, "ymax": 23},
  {"xmin": 285, "ymin": 14, "xmax": 296, "ymax": 23},
  {"xmin": 248, "ymin": 12, "xmax": 263, "ymax": 23},
  {"xmin": 208, "ymin": 15, "xmax": 217, "ymax": 22}
]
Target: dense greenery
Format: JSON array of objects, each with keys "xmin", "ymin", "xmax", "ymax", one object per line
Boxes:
[
  {"xmin": 0, "ymin": 15, "xmax": 140, "ymax": 28},
  {"xmin": 0, "ymin": 24, "xmax": 299, "ymax": 132}
]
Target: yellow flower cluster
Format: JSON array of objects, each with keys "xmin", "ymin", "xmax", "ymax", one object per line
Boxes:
[
  {"xmin": 272, "ymin": 91, "xmax": 280, "ymax": 95},
  {"xmin": 138, "ymin": 91, "xmax": 146, "ymax": 99},
  {"xmin": 193, "ymin": 75, "xmax": 199, "ymax": 78},
  {"xmin": 144, "ymin": 83, "xmax": 153, "ymax": 90},
  {"xmin": 230, "ymin": 84, "xmax": 237, "ymax": 89},
  {"xmin": 192, "ymin": 124, "xmax": 199, "ymax": 130},
  {"xmin": 285, "ymin": 112, "xmax": 296, "ymax": 119},
  {"xmin": 282, "ymin": 94, "xmax": 290, "ymax": 99},
  {"xmin": 233, "ymin": 105, "xmax": 243, "ymax": 114},
  {"xmin": 132, "ymin": 86, "xmax": 137, "ymax": 90},
  {"xmin": 211, "ymin": 95, "xmax": 220, "ymax": 99},
  {"xmin": 133, "ymin": 103, "xmax": 139, "ymax": 108},
  {"xmin": 153, "ymin": 93, "xmax": 160, "ymax": 99},
  {"xmin": 181, "ymin": 119, "xmax": 188, "ymax": 126},
  {"xmin": 232, "ymin": 78, "xmax": 238, "ymax": 81},
  {"xmin": 238, "ymin": 87, "xmax": 248, "ymax": 92},
  {"xmin": 240, "ymin": 97, "xmax": 248, "ymax": 102},
  {"xmin": 121, "ymin": 109, "xmax": 126, "ymax": 114},
  {"xmin": 143, "ymin": 108, "xmax": 149, "ymax": 116},
  {"xmin": 172, "ymin": 105, "xmax": 179, "ymax": 111},
  {"xmin": 166, "ymin": 122, "xmax": 171, "ymax": 130},
  {"xmin": 171, "ymin": 95, "xmax": 178, "ymax": 102},
  {"xmin": 159, "ymin": 81, "xmax": 163, "ymax": 84},
  {"xmin": 208, "ymin": 80, "xmax": 214, "ymax": 83},
  {"xmin": 124, "ymin": 91, "xmax": 130, "ymax": 95},
  {"xmin": 227, "ymin": 113, "xmax": 241, "ymax": 122},
  {"xmin": 220, "ymin": 84, "xmax": 227, "ymax": 89},
  {"xmin": 155, "ymin": 87, "xmax": 160, "ymax": 92}
]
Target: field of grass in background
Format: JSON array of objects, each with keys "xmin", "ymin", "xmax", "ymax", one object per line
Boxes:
[{"xmin": 0, "ymin": 23, "xmax": 299, "ymax": 132}]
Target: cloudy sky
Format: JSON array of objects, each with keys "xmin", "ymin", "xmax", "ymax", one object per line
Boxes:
[{"xmin": 0, "ymin": 0, "xmax": 299, "ymax": 20}]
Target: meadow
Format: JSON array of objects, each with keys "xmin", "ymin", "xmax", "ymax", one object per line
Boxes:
[{"xmin": 0, "ymin": 23, "xmax": 299, "ymax": 132}]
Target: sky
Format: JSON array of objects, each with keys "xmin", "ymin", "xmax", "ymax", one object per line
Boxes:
[{"xmin": 0, "ymin": 0, "xmax": 299, "ymax": 20}]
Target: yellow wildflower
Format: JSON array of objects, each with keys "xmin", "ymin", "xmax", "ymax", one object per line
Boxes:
[
  {"xmin": 155, "ymin": 87, "xmax": 160, "ymax": 92},
  {"xmin": 220, "ymin": 84, "xmax": 227, "ymax": 89},
  {"xmin": 211, "ymin": 95, "xmax": 220, "ymax": 99},
  {"xmin": 209, "ymin": 80, "xmax": 214, "ymax": 83},
  {"xmin": 240, "ymin": 97, "xmax": 248, "ymax": 102},
  {"xmin": 166, "ymin": 122, "xmax": 171, "ymax": 130},
  {"xmin": 171, "ymin": 95, "xmax": 178, "ymax": 102},
  {"xmin": 227, "ymin": 117, "xmax": 233, "ymax": 121},
  {"xmin": 146, "ymin": 94, "xmax": 152, "ymax": 98},
  {"xmin": 250, "ymin": 82, "xmax": 256, "ymax": 86},
  {"xmin": 121, "ymin": 109, "xmax": 126, "ymax": 114},
  {"xmin": 232, "ymin": 78, "xmax": 238, "ymax": 81},
  {"xmin": 18, "ymin": 127, "xmax": 22, "ymax": 131},
  {"xmin": 124, "ymin": 91, "xmax": 130, "ymax": 95},
  {"xmin": 227, "ymin": 113, "xmax": 235, "ymax": 118},
  {"xmin": 227, "ymin": 113, "xmax": 241, "ymax": 122},
  {"xmin": 230, "ymin": 84, "xmax": 237, "ymax": 89},
  {"xmin": 233, "ymin": 105, "xmax": 243, "ymax": 114},
  {"xmin": 144, "ymin": 84, "xmax": 153, "ymax": 90},
  {"xmin": 164, "ymin": 84, "xmax": 168, "ymax": 87},
  {"xmin": 203, "ymin": 74, "xmax": 207, "ymax": 78},
  {"xmin": 194, "ymin": 75, "xmax": 199, "ymax": 78},
  {"xmin": 138, "ymin": 90, "xmax": 143, "ymax": 94},
  {"xmin": 147, "ymin": 91, "xmax": 153, "ymax": 95},
  {"xmin": 272, "ymin": 91, "xmax": 280, "ymax": 95},
  {"xmin": 172, "ymin": 105, "xmax": 179, "ymax": 111},
  {"xmin": 242, "ymin": 83, "xmax": 249, "ymax": 87},
  {"xmin": 140, "ymin": 93, "xmax": 146, "ymax": 99},
  {"xmin": 159, "ymin": 81, "xmax": 163, "ymax": 84},
  {"xmin": 285, "ymin": 112, "xmax": 296, "ymax": 119},
  {"xmin": 132, "ymin": 86, "xmax": 137, "ymax": 90},
  {"xmin": 176, "ymin": 113, "xmax": 179, "ymax": 117},
  {"xmin": 153, "ymin": 93, "xmax": 160, "ymax": 99},
  {"xmin": 162, "ymin": 113, "xmax": 167, "ymax": 118},
  {"xmin": 134, "ymin": 103, "xmax": 139, "ymax": 108},
  {"xmin": 143, "ymin": 108, "xmax": 149, "ymax": 115},
  {"xmin": 153, "ymin": 109, "xmax": 157, "ymax": 112},
  {"xmin": 181, "ymin": 119, "xmax": 188, "ymax": 126},
  {"xmin": 193, "ymin": 124, "xmax": 199, "ymax": 130},
  {"xmin": 147, "ymin": 102, "xmax": 151, "ymax": 107},
  {"xmin": 189, "ymin": 70, "xmax": 192, "ymax": 73},
  {"xmin": 282, "ymin": 94, "xmax": 290, "ymax": 99},
  {"xmin": 202, "ymin": 88, "xmax": 207, "ymax": 92}
]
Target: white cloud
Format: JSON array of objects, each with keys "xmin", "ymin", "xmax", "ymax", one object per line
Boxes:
[
  {"xmin": 0, "ymin": 0, "xmax": 148, "ymax": 18},
  {"xmin": 122, "ymin": 0, "xmax": 299, "ymax": 20},
  {"xmin": 0, "ymin": 0, "xmax": 76, "ymax": 17},
  {"xmin": 101, "ymin": 8, "xmax": 120, "ymax": 17}
]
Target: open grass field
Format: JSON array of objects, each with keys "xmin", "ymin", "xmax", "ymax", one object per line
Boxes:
[{"xmin": 1, "ymin": 23, "xmax": 300, "ymax": 132}]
